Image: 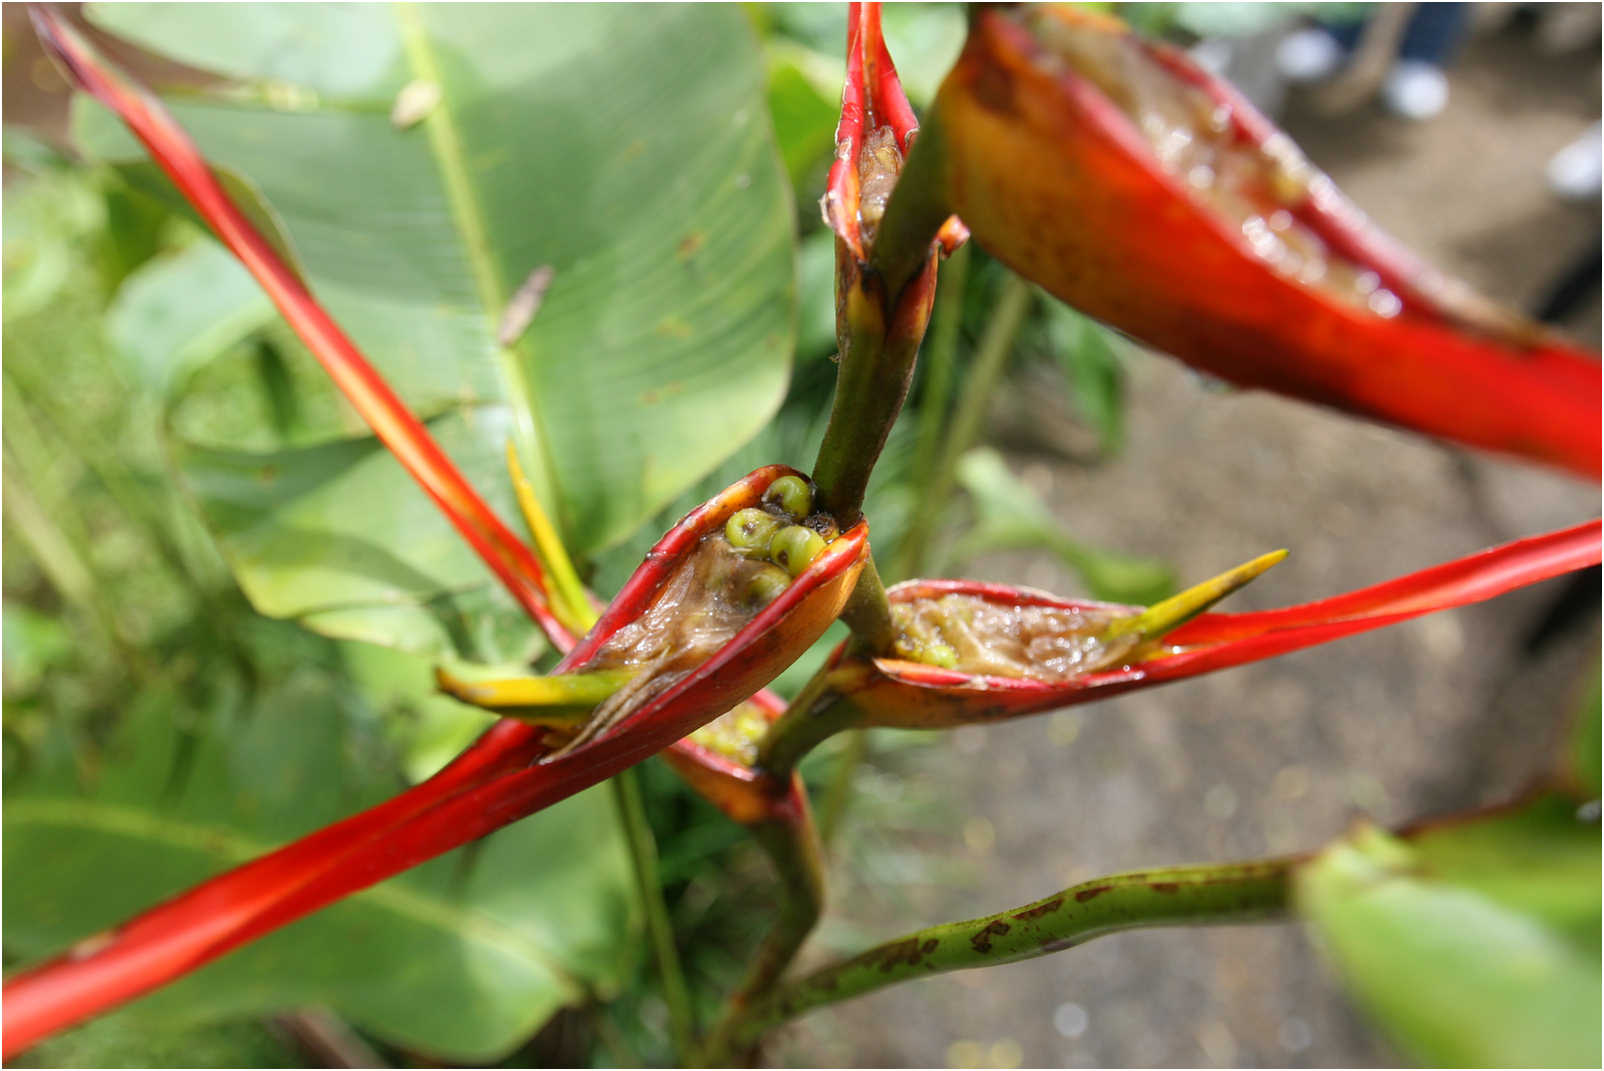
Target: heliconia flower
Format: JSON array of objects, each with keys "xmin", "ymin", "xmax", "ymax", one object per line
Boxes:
[
  {"xmin": 826, "ymin": 521, "xmax": 1600, "ymax": 729},
  {"xmin": 32, "ymin": 3, "xmax": 822, "ymax": 840},
  {"xmin": 822, "ymin": 1, "xmax": 967, "ymax": 263},
  {"xmin": 2, "ymin": 466, "xmax": 867, "ymax": 1054},
  {"xmin": 924, "ymin": 5, "xmax": 1601, "ymax": 478}
]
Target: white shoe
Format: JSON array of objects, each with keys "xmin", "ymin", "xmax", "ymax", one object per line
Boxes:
[
  {"xmin": 1276, "ymin": 27, "xmax": 1345, "ymax": 83},
  {"xmin": 1382, "ymin": 60, "xmax": 1449, "ymax": 121},
  {"xmin": 1547, "ymin": 122, "xmax": 1602, "ymax": 201}
]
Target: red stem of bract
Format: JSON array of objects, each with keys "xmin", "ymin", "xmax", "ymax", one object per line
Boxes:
[{"xmin": 29, "ymin": 6, "xmax": 569, "ymax": 643}]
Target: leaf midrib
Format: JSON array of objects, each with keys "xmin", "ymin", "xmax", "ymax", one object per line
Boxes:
[
  {"xmin": 5, "ymin": 795, "xmax": 585, "ymax": 993},
  {"xmin": 390, "ymin": 2, "xmax": 563, "ymax": 537}
]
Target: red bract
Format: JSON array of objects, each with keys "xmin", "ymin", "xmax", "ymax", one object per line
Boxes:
[
  {"xmin": 822, "ymin": 1, "xmax": 966, "ymax": 262},
  {"xmin": 664, "ymin": 691, "xmax": 807, "ymax": 826},
  {"xmin": 928, "ymin": 6, "xmax": 1601, "ymax": 477},
  {"xmin": 830, "ymin": 522, "xmax": 1601, "ymax": 728},
  {"xmin": 1, "ymin": 467, "xmax": 868, "ymax": 1055}
]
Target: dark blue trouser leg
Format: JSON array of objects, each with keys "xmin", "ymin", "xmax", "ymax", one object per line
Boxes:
[{"xmin": 1397, "ymin": 2, "xmax": 1470, "ymax": 65}]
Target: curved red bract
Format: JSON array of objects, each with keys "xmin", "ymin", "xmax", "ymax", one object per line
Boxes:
[
  {"xmin": 933, "ymin": 6, "xmax": 1601, "ymax": 477},
  {"xmin": 823, "ymin": 0, "xmax": 967, "ymax": 260},
  {"xmin": 832, "ymin": 521, "xmax": 1601, "ymax": 728}
]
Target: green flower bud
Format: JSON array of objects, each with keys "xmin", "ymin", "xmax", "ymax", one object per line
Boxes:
[
  {"xmin": 725, "ymin": 507, "xmax": 781, "ymax": 552},
  {"xmin": 762, "ymin": 474, "xmax": 813, "ymax": 519},
  {"xmin": 770, "ymin": 525, "xmax": 827, "ymax": 576}
]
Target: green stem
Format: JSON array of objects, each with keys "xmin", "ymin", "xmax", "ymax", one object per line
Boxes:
[
  {"xmin": 723, "ymin": 858, "xmax": 1297, "ymax": 1050},
  {"xmin": 835, "ymin": 553, "xmax": 897, "ymax": 653},
  {"xmin": 754, "ymin": 664, "xmax": 864, "ymax": 783},
  {"xmin": 701, "ymin": 814, "xmax": 828, "ymax": 1065},
  {"xmin": 812, "ymin": 113, "xmax": 953, "ymax": 531},
  {"xmin": 610, "ymin": 769, "xmax": 695, "ymax": 1063},
  {"xmin": 895, "ymin": 272, "xmax": 1034, "ymax": 576},
  {"xmin": 810, "ymin": 272, "xmax": 929, "ymax": 531}
]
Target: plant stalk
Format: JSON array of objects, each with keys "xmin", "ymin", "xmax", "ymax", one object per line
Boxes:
[
  {"xmin": 701, "ymin": 809, "xmax": 828, "ymax": 1065},
  {"xmin": 610, "ymin": 769, "xmax": 696, "ymax": 1063},
  {"xmin": 721, "ymin": 858, "xmax": 1296, "ymax": 1050},
  {"xmin": 754, "ymin": 665, "xmax": 864, "ymax": 783}
]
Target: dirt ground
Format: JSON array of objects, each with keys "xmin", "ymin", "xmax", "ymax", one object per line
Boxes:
[{"xmin": 779, "ymin": 14, "xmax": 1601, "ymax": 1069}]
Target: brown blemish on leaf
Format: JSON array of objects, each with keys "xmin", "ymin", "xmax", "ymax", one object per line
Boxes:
[
  {"xmin": 1013, "ymin": 895, "xmax": 1064, "ymax": 921},
  {"xmin": 921, "ymin": 938, "xmax": 940, "ymax": 955},
  {"xmin": 655, "ymin": 316, "xmax": 694, "ymax": 340},
  {"xmin": 1074, "ymin": 884, "xmax": 1112, "ymax": 903},
  {"xmin": 1150, "ymin": 881, "xmax": 1180, "ymax": 894},
  {"xmin": 640, "ymin": 381, "xmax": 684, "ymax": 405},
  {"xmin": 676, "ymin": 232, "xmax": 705, "ymax": 261},
  {"xmin": 970, "ymin": 919, "xmax": 1011, "ymax": 953}
]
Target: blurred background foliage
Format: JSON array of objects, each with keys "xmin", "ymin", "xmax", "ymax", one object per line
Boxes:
[{"xmin": 3, "ymin": 3, "xmax": 1597, "ymax": 1068}]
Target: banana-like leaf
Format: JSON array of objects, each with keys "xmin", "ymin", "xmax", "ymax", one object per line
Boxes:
[{"xmin": 75, "ymin": 3, "xmax": 797, "ymax": 650}]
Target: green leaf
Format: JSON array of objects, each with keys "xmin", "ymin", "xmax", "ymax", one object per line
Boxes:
[
  {"xmin": 764, "ymin": 45, "xmax": 839, "ymax": 192},
  {"xmin": 23, "ymin": 1015, "xmax": 304, "ymax": 1070},
  {"xmin": 1297, "ymin": 800, "xmax": 1602, "ymax": 1068},
  {"xmin": 170, "ymin": 414, "xmax": 547, "ymax": 663},
  {"xmin": 106, "ymin": 240, "xmax": 276, "ymax": 400},
  {"xmin": 78, "ymin": 4, "xmax": 796, "ymax": 641},
  {"xmin": 3, "ymin": 670, "xmax": 639, "ymax": 1063},
  {"xmin": 947, "ymin": 448, "xmax": 1174, "ymax": 605}
]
